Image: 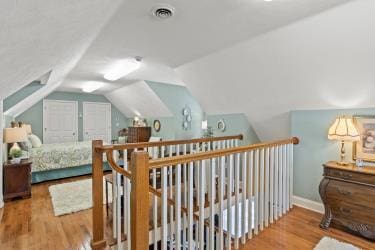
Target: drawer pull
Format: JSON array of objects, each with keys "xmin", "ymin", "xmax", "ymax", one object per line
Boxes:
[
  {"xmin": 339, "ymin": 207, "xmax": 352, "ymax": 215},
  {"xmin": 337, "ymin": 188, "xmax": 352, "ymax": 196}
]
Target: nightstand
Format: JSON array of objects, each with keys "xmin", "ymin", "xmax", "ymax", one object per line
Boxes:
[{"xmin": 3, "ymin": 159, "xmax": 32, "ymax": 201}]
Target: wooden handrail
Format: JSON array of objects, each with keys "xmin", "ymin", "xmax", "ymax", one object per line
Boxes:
[
  {"xmin": 149, "ymin": 137, "xmax": 299, "ymax": 169},
  {"xmin": 95, "ymin": 134, "xmax": 243, "ymax": 152}
]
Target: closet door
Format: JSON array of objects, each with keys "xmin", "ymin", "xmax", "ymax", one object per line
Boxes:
[
  {"xmin": 43, "ymin": 100, "xmax": 78, "ymax": 144},
  {"xmin": 83, "ymin": 102, "xmax": 111, "ymax": 142}
]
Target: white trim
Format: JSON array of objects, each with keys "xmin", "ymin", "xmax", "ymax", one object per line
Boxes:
[
  {"xmin": 43, "ymin": 99, "xmax": 79, "ymax": 143},
  {"xmin": 292, "ymin": 195, "xmax": 324, "ymax": 214}
]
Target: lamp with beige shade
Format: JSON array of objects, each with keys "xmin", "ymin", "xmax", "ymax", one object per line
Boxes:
[
  {"xmin": 3, "ymin": 127, "xmax": 28, "ymax": 163},
  {"xmin": 328, "ymin": 116, "xmax": 360, "ymax": 165}
]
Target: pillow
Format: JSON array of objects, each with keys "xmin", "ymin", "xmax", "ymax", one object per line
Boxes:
[{"xmin": 28, "ymin": 134, "xmax": 42, "ymax": 148}]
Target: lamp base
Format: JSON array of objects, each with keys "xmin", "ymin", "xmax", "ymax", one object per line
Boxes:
[{"xmin": 337, "ymin": 161, "xmax": 349, "ymax": 166}]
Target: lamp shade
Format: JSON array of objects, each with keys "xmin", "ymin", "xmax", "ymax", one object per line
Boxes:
[
  {"xmin": 3, "ymin": 127, "xmax": 28, "ymax": 143},
  {"xmin": 328, "ymin": 116, "xmax": 360, "ymax": 141},
  {"xmin": 21, "ymin": 124, "xmax": 32, "ymax": 134}
]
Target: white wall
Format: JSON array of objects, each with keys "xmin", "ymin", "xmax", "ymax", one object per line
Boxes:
[
  {"xmin": 177, "ymin": 0, "xmax": 375, "ymax": 140},
  {"xmin": 0, "ymin": 100, "xmax": 4, "ymax": 208}
]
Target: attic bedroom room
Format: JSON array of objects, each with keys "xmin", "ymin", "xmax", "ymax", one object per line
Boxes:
[{"xmin": 0, "ymin": 0, "xmax": 374, "ymax": 249}]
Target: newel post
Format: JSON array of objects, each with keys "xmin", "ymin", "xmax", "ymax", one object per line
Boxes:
[
  {"xmin": 91, "ymin": 140, "xmax": 106, "ymax": 249},
  {"xmin": 131, "ymin": 151, "xmax": 150, "ymax": 250}
]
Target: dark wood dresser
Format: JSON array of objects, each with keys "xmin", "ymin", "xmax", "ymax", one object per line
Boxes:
[
  {"xmin": 319, "ymin": 161, "xmax": 375, "ymax": 240},
  {"xmin": 3, "ymin": 160, "xmax": 32, "ymax": 201}
]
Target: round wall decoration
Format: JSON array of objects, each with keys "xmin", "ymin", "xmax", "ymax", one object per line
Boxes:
[
  {"xmin": 217, "ymin": 119, "xmax": 226, "ymax": 132},
  {"xmin": 153, "ymin": 120, "xmax": 161, "ymax": 132}
]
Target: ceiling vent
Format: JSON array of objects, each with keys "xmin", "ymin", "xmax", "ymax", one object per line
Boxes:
[{"xmin": 152, "ymin": 5, "xmax": 175, "ymax": 20}]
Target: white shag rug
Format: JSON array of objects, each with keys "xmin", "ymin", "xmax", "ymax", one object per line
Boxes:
[
  {"xmin": 314, "ymin": 237, "xmax": 360, "ymax": 250},
  {"xmin": 49, "ymin": 177, "xmax": 112, "ymax": 216}
]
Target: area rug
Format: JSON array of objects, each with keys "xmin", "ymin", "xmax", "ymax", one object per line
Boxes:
[
  {"xmin": 49, "ymin": 177, "xmax": 112, "ymax": 216},
  {"xmin": 314, "ymin": 237, "xmax": 360, "ymax": 250}
]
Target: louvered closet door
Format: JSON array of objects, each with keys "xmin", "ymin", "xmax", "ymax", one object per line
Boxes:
[
  {"xmin": 43, "ymin": 100, "xmax": 78, "ymax": 144},
  {"xmin": 83, "ymin": 102, "xmax": 111, "ymax": 143}
]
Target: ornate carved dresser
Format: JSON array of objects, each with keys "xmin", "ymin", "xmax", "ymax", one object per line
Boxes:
[{"xmin": 319, "ymin": 161, "xmax": 375, "ymax": 240}]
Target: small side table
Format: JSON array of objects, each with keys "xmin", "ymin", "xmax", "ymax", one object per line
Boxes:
[{"xmin": 3, "ymin": 159, "xmax": 32, "ymax": 201}]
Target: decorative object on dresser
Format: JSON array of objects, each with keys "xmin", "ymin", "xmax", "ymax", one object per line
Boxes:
[
  {"xmin": 353, "ymin": 115, "xmax": 375, "ymax": 163},
  {"xmin": 217, "ymin": 119, "xmax": 226, "ymax": 132},
  {"xmin": 3, "ymin": 160, "xmax": 32, "ymax": 201},
  {"xmin": 3, "ymin": 127, "xmax": 28, "ymax": 162},
  {"xmin": 328, "ymin": 116, "xmax": 360, "ymax": 165},
  {"xmin": 319, "ymin": 161, "xmax": 375, "ymax": 240},
  {"xmin": 127, "ymin": 126, "xmax": 151, "ymax": 158}
]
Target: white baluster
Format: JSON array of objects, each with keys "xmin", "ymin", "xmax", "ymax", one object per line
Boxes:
[
  {"xmin": 188, "ymin": 161, "xmax": 194, "ymax": 250},
  {"xmin": 234, "ymin": 153, "xmax": 240, "ymax": 249},
  {"xmin": 259, "ymin": 148, "xmax": 264, "ymax": 231},
  {"xmin": 218, "ymin": 155, "xmax": 225, "ymax": 249},
  {"xmin": 209, "ymin": 157, "xmax": 216, "ymax": 250},
  {"xmin": 241, "ymin": 152, "xmax": 247, "ymax": 245},
  {"xmin": 182, "ymin": 144, "xmax": 187, "ymax": 248},
  {"xmin": 175, "ymin": 149, "xmax": 182, "ymax": 249},
  {"xmin": 151, "ymin": 147, "xmax": 158, "ymax": 249},
  {"xmin": 265, "ymin": 147, "xmax": 270, "ymax": 227},
  {"xmin": 254, "ymin": 149, "xmax": 259, "ymax": 235},
  {"xmin": 116, "ymin": 172, "xmax": 121, "ymax": 248},
  {"xmin": 269, "ymin": 147, "xmax": 274, "ymax": 224},
  {"xmin": 282, "ymin": 144, "xmax": 287, "ymax": 214},
  {"xmin": 274, "ymin": 145, "xmax": 279, "ymax": 220},
  {"xmin": 278, "ymin": 145, "xmax": 282, "ymax": 218},
  {"xmin": 290, "ymin": 143, "xmax": 294, "ymax": 210},
  {"xmin": 161, "ymin": 166, "xmax": 168, "ymax": 250},
  {"xmin": 198, "ymin": 159, "xmax": 205, "ymax": 250},
  {"xmin": 247, "ymin": 150, "xmax": 253, "ymax": 240},
  {"xmin": 168, "ymin": 145, "xmax": 174, "ymax": 242},
  {"xmin": 124, "ymin": 150, "xmax": 131, "ymax": 249},
  {"xmin": 286, "ymin": 144, "xmax": 290, "ymax": 211},
  {"xmin": 112, "ymin": 168, "xmax": 117, "ymax": 239},
  {"xmin": 227, "ymin": 154, "xmax": 233, "ymax": 250}
]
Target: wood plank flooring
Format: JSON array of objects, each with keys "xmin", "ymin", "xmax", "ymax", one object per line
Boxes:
[{"xmin": 0, "ymin": 175, "xmax": 373, "ymax": 249}]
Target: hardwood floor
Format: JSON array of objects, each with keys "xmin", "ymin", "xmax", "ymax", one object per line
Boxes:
[{"xmin": 0, "ymin": 176, "xmax": 373, "ymax": 249}]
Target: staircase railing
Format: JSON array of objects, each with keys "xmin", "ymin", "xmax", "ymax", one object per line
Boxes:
[{"xmin": 91, "ymin": 134, "xmax": 243, "ymax": 249}]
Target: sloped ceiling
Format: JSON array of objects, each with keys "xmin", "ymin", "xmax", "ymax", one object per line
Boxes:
[
  {"xmin": 104, "ymin": 81, "xmax": 173, "ymax": 118},
  {"xmin": 58, "ymin": 0, "xmax": 351, "ymax": 94},
  {"xmin": 0, "ymin": 0, "xmax": 123, "ymax": 114},
  {"xmin": 177, "ymin": 0, "xmax": 375, "ymax": 140}
]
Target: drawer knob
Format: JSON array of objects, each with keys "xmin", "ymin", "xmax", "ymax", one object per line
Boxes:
[
  {"xmin": 337, "ymin": 188, "xmax": 351, "ymax": 196},
  {"xmin": 340, "ymin": 207, "xmax": 352, "ymax": 215}
]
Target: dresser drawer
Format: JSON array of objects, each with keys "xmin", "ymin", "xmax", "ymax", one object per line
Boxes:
[
  {"xmin": 326, "ymin": 180, "xmax": 375, "ymax": 209},
  {"xmin": 329, "ymin": 200, "xmax": 375, "ymax": 226},
  {"xmin": 326, "ymin": 168, "xmax": 375, "ymax": 185}
]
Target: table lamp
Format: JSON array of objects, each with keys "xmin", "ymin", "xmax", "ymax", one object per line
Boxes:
[
  {"xmin": 328, "ymin": 116, "xmax": 360, "ymax": 165},
  {"xmin": 3, "ymin": 127, "xmax": 28, "ymax": 160}
]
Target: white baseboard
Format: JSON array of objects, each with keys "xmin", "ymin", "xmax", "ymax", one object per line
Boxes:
[{"xmin": 292, "ymin": 195, "xmax": 324, "ymax": 214}]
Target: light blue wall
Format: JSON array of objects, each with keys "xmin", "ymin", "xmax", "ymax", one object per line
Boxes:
[
  {"xmin": 16, "ymin": 91, "xmax": 128, "ymax": 142},
  {"xmin": 3, "ymin": 81, "xmax": 44, "ymax": 112},
  {"xmin": 291, "ymin": 108, "xmax": 375, "ymax": 202},
  {"xmin": 207, "ymin": 113, "xmax": 259, "ymax": 145},
  {"xmin": 146, "ymin": 81, "xmax": 204, "ymax": 140}
]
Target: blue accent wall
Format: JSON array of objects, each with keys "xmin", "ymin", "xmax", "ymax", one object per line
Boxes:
[
  {"xmin": 3, "ymin": 81, "xmax": 45, "ymax": 112},
  {"xmin": 146, "ymin": 81, "xmax": 204, "ymax": 140},
  {"xmin": 16, "ymin": 91, "xmax": 128, "ymax": 142},
  {"xmin": 207, "ymin": 113, "xmax": 259, "ymax": 145},
  {"xmin": 291, "ymin": 108, "xmax": 375, "ymax": 202}
]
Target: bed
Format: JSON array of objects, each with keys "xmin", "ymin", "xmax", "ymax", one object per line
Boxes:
[{"xmin": 29, "ymin": 141, "xmax": 110, "ymax": 183}]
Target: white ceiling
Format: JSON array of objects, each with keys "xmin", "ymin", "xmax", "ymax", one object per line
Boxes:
[
  {"xmin": 60, "ymin": 0, "xmax": 351, "ymax": 93},
  {"xmin": 105, "ymin": 81, "xmax": 173, "ymax": 118},
  {"xmin": 0, "ymin": 0, "xmax": 123, "ymax": 114},
  {"xmin": 177, "ymin": 0, "xmax": 375, "ymax": 140}
]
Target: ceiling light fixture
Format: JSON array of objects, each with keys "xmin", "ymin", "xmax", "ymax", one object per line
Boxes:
[
  {"xmin": 82, "ymin": 81, "xmax": 104, "ymax": 93},
  {"xmin": 104, "ymin": 57, "xmax": 142, "ymax": 81}
]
